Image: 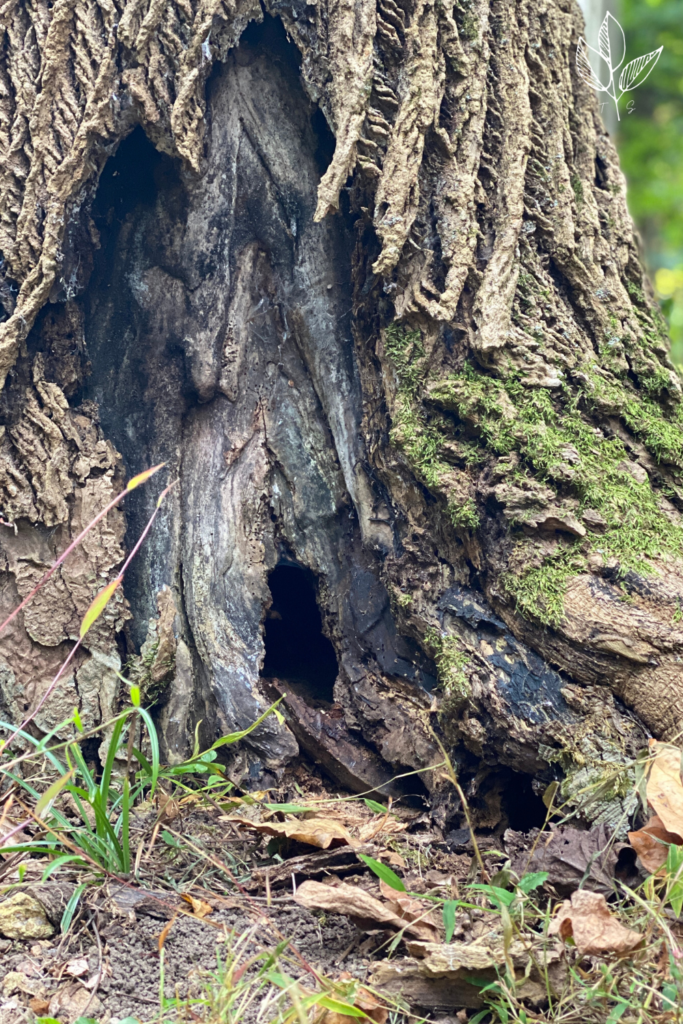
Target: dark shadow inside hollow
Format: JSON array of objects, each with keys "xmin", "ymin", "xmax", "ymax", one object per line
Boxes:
[
  {"xmin": 501, "ymin": 770, "xmax": 549, "ymax": 832},
  {"xmin": 262, "ymin": 564, "xmax": 338, "ymax": 707}
]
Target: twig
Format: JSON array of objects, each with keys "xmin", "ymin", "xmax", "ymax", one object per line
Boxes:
[
  {"xmin": 429, "ymin": 728, "xmax": 490, "ymax": 882},
  {"xmin": 79, "ymin": 912, "xmax": 104, "ymax": 1018}
]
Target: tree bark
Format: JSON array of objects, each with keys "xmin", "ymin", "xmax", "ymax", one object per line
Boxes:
[{"xmin": 0, "ymin": 0, "xmax": 675, "ymax": 831}]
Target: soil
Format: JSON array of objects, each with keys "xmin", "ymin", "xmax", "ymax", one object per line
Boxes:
[
  {"xmin": 1, "ymin": 899, "xmax": 363, "ymax": 1023},
  {"xmin": 0, "ymin": 773, "xmax": 481, "ymax": 1023}
]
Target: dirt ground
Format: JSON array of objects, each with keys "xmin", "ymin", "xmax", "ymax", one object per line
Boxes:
[
  {"xmin": 1, "ymin": 898, "xmax": 364, "ymax": 1023},
  {"xmin": 0, "ymin": 770, "xmax": 478, "ymax": 1023}
]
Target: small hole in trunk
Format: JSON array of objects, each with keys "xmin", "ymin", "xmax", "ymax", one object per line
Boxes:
[{"xmin": 262, "ymin": 563, "xmax": 338, "ymax": 707}]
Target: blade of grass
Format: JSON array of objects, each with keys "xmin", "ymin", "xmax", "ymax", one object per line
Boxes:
[{"xmin": 61, "ymin": 881, "xmax": 87, "ymax": 933}]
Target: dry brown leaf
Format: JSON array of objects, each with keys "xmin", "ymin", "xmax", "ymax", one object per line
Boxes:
[
  {"xmin": 371, "ymin": 937, "xmax": 564, "ymax": 1010},
  {"xmin": 378, "ymin": 879, "xmax": 442, "ymax": 939},
  {"xmin": 181, "ymin": 893, "xmax": 213, "ymax": 918},
  {"xmin": 628, "ymin": 814, "xmax": 682, "ymax": 874},
  {"xmin": 156, "ymin": 788, "xmax": 180, "ymax": 823},
  {"xmin": 293, "ymin": 880, "xmax": 439, "ymax": 942},
  {"xmin": 549, "ymin": 890, "xmax": 642, "ymax": 956},
  {"xmin": 158, "ymin": 913, "xmax": 178, "ymax": 952},
  {"xmin": 645, "ymin": 741, "xmax": 683, "ymax": 842},
  {"xmin": 49, "ymin": 981, "xmax": 102, "ymax": 1023},
  {"xmin": 28, "ymin": 997, "xmax": 50, "ymax": 1015},
  {"xmin": 358, "ymin": 819, "xmax": 408, "ymax": 842},
  {"xmin": 384, "ymin": 851, "xmax": 406, "ymax": 868},
  {"xmin": 231, "ymin": 816, "xmax": 356, "ymax": 850},
  {"xmin": 64, "ymin": 957, "xmax": 89, "ymax": 978}
]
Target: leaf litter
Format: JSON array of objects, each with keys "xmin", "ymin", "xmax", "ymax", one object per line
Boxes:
[{"xmin": 6, "ymin": 731, "xmax": 683, "ymax": 1021}]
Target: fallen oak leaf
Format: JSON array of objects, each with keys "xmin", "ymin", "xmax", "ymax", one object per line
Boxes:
[
  {"xmin": 549, "ymin": 890, "xmax": 642, "ymax": 956},
  {"xmin": 230, "ymin": 816, "xmax": 357, "ymax": 850},
  {"xmin": 628, "ymin": 814, "xmax": 682, "ymax": 874},
  {"xmin": 293, "ymin": 880, "xmax": 440, "ymax": 942},
  {"xmin": 644, "ymin": 741, "xmax": 683, "ymax": 842}
]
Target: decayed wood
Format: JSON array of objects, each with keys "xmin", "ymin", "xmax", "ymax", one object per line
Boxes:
[{"xmin": 0, "ymin": 0, "xmax": 676, "ymax": 829}]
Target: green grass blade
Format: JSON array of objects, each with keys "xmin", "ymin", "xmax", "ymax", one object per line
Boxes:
[
  {"xmin": 61, "ymin": 882, "xmax": 87, "ymax": 933},
  {"xmin": 0, "ymin": 722, "xmax": 66, "ymax": 774},
  {"xmin": 90, "ymin": 799, "xmax": 125, "ymax": 871},
  {"xmin": 135, "ymin": 706, "xmax": 160, "ymax": 797},
  {"xmin": 42, "ymin": 854, "xmax": 89, "ymax": 880},
  {"xmin": 99, "ymin": 715, "xmax": 127, "ymax": 804},
  {"xmin": 68, "ymin": 740, "xmax": 96, "ymax": 794},
  {"xmin": 121, "ymin": 777, "xmax": 131, "ymax": 874}
]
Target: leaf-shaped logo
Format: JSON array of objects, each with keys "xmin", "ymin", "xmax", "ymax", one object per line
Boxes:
[
  {"xmin": 619, "ymin": 46, "xmax": 664, "ymax": 93},
  {"xmin": 576, "ymin": 37, "xmax": 609, "ymax": 92},
  {"xmin": 576, "ymin": 12, "xmax": 664, "ymax": 122},
  {"xmin": 598, "ymin": 11, "xmax": 625, "ymax": 72}
]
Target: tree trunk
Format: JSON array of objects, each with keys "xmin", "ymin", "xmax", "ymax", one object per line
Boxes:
[{"xmin": 0, "ymin": 0, "xmax": 676, "ymax": 833}]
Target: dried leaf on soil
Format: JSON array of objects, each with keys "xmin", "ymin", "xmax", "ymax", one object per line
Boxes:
[
  {"xmin": 505, "ymin": 824, "xmax": 628, "ymax": 896},
  {"xmin": 2, "ymin": 971, "xmax": 48, "ymax": 999},
  {"xmin": 49, "ymin": 980, "xmax": 103, "ymax": 1023},
  {"xmin": 357, "ymin": 818, "xmax": 407, "ymax": 842},
  {"xmin": 628, "ymin": 814, "xmax": 682, "ymax": 873},
  {"xmin": 231, "ymin": 816, "xmax": 357, "ymax": 850},
  {"xmin": 549, "ymin": 889, "xmax": 643, "ymax": 956},
  {"xmin": 370, "ymin": 937, "xmax": 563, "ymax": 1011},
  {"xmin": 64, "ymin": 956, "xmax": 89, "ymax": 978},
  {"xmin": 181, "ymin": 893, "xmax": 214, "ymax": 918},
  {"xmin": 644, "ymin": 741, "xmax": 683, "ymax": 841},
  {"xmin": 293, "ymin": 880, "xmax": 440, "ymax": 942},
  {"xmin": 378, "ymin": 879, "xmax": 442, "ymax": 938}
]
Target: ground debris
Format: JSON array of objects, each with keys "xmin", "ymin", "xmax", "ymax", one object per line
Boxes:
[
  {"xmin": 643, "ymin": 740, "xmax": 683, "ymax": 840},
  {"xmin": 0, "ymin": 892, "xmax": 54, "ymax": 940},
  {"xmin": 628, "ymin": 813, "xmax": 682, "ymax": 873},
  {"xmin": 370, "ymin": 934, "xmax": 564, "ymax": 1011},
  {"xmin": 247, "ymin": 842, "xmax": 377, "ymax": 891},
  {"xmin": 549, "ymin": 889, "xmax": 643, "ymax": 956},
  {"xmin": 229, "ymin": 814, "xmax": 357, "ymax": 850},
  {"xmin": 294, "ymin": 879, "xmax": 441, "ymax": 942},
  {"xmin": 505, "ymin": 823, "xmax": 635, "ymax": 896}
]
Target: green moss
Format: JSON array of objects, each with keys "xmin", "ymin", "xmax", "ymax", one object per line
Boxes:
[
  {"xmin": 430, "ymin": 361, "xmax": 683, "ymax": 625},
  {"xmin": 448, "ymin": 496, "xmax": 480, "ymax": 531},
  {"xmin": 425, "ymin": 628, "xmax": 471, "ymax": 702},
  {"xmin": 585, "ymin": 371, "xmax": 683, "ymax": 466},
  {"xmin": 385, "ymin": 323, "xmax": 425, "ymax": 401},
  {"xmin": 384, "ymin": 325, "xmax": 454, "ymax": 490},
  {"xmin": 384, "ymin": 309, "xmax": 683, "ymax": 627},
  {"xmin": 571, "ymin": 174, "xmax": 584, "ymax": 208},
  {"xmin": 503, "ymin": 544, "xmax": 585, "ymax": 625},
  {"xmin": 397, "ymin": 592, "xmax": 413, "ymax": 608}
]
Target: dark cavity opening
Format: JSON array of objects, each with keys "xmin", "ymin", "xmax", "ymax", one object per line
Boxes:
[
  {"xmin": 262, "ymin": 564, "xmax": 338, "ymax": 707},
  {"xmin": 501, "ymin": 770, "xmax": 549, "ymax": 832}
]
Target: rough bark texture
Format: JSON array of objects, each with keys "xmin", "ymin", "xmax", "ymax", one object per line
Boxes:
[{"xmin": 0, "ymin": 0, "xmax": 678, "ymax": 829}]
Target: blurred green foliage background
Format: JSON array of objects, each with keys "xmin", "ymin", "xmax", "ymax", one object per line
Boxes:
[{"xmin": 619, "ymin": 0, "xmax": 683, "ymax": 360}]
